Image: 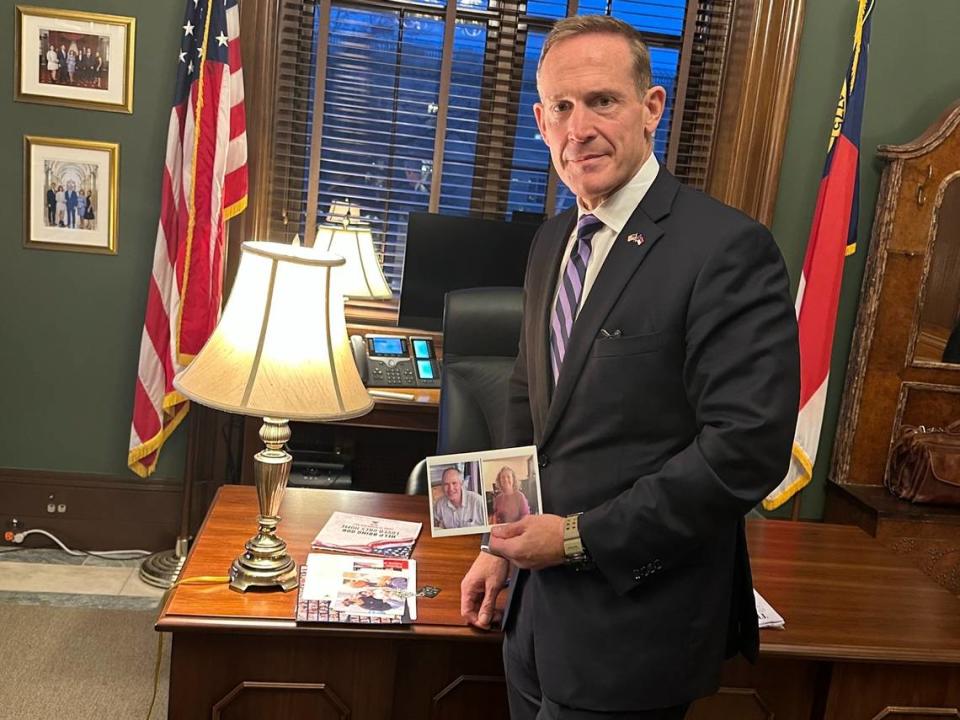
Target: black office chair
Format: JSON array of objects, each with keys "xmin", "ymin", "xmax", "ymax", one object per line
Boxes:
[{"xmin": 405, "ymin": 287, "xmax": 524, "ymax": 495}]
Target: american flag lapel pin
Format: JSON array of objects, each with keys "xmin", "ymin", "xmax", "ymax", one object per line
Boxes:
[{"xmin": 626, "ymin": 232, "xmax": 645, "ymax": 246}]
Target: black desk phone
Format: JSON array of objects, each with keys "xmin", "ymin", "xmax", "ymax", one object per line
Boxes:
[{"xmin": 350, "ymin": 334, "xmax": 441, "ymax": 388}]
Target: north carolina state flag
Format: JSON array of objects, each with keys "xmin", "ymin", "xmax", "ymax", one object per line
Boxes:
[{"xmin": 764, "ymin": 0, "xmax": 875, "ymax": 510}]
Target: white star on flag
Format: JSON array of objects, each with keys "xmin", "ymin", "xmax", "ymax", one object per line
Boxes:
[
  {"xmin": 187, "ymin": 60, "xmax": 194, "ymax": 73},
  {"xmin": 216, "ymin": 31, "xmax": 229, "ymax": 46},
  {"xmin": 183, "ymin": 21, "xmax": 194, "ymax": 35},
  {"xmin": 178, "ymin": 51, "xmax": 186, "ymax": 62}
]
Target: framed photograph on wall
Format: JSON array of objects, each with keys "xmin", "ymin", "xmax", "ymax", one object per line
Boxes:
[
  {"xmin": 24, "ymin": 136, "xmax": 119, "ymax": 255},
  {"xmin": 15, "ymin": 6, "xmax": 135, "ymax": 113}
]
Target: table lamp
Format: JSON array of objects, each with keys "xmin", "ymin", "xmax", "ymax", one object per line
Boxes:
[
  {"xmin": 314, "ymin": 200, "xmax": 392, "ymax": 300},
  {"xmin": 174, "ymin": 241, "xmax": 374, "ymax": 592}
]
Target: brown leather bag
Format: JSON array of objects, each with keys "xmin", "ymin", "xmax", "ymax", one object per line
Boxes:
[{"xmin": 886, "ymin": 421, "xmax": 960, "ymax": 505}]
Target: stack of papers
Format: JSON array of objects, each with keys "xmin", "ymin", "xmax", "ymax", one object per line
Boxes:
[{"xmin": 754, "ymin": 589, "xmax": 785, "ymax": 630}]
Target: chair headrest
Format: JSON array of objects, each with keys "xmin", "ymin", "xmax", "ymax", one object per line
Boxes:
[{"xmin": 442, "ymin": 287, "xmax": 523, "ymax": 358}]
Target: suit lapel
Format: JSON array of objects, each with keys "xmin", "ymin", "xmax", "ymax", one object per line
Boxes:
[
  {"xmin": 539, "ymin": 168, "xmax": 680, "ymax": 448},
  {"xmin": 531, "ymin": 208, "xmax": 576, "ymax": 442}
]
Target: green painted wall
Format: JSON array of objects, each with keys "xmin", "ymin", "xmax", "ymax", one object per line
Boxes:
[
  {"xmin": 0, "ymin": 0, "xmax": 187, "ymax": 479},
  {"xmin": 768, "ymin": 0, "xmax": 960, "ymax": 518}
]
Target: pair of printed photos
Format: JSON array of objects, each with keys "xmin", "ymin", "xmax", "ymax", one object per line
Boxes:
[{"xmin": 427, "ymin": 445, "xmax": 543, "ymax": 538}]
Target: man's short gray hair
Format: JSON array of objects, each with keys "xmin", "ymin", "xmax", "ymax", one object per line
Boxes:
[{"xmin": 538, "ymin": 15, "xmax": 652, "ymax": 92}]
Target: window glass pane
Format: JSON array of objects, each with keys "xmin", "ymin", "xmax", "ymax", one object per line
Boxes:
[
  {"xmin": 507, "ymin": 30, "xmax": 549, "ymax": 217},
  {"xmin": 525, "ymin": 0, "xmax": 567, "ymax": 21},
  {"xmin": 318, "ymin": 6, "xmax": 444, "ymax": 291},
  {"xmin": 578, "ymin": 0, "xmax": 686, "ymax": 36},
  {"xmin": 650, "ymin": 45, "xmax": 680, "ymax": 160},
  {"xmin": 438, "ymin": 19, "xmax": 488, "ymax": 215}
]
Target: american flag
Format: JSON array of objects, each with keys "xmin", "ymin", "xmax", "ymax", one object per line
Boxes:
[
  {"xmin": 763, "ymin": 0, "xmax": 874, "ymax": 510},
  {"xmin": 128, "ymin": 0, "xmax": 248, "ymax": 478}
]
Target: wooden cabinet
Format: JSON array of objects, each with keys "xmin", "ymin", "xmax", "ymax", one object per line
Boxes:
[{"xmin": 826, "ymin": 100, "xmax": 960, "ymax": 595}]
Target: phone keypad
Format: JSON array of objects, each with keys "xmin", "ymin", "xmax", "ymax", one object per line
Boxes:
[{"xmin": 369, "ymin": 359, "xmax": 417, "ymax": 387}]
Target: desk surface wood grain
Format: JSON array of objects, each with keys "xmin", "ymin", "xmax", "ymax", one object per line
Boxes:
[{"xmin": 158, "ymin": 486, "xmax": 960, "ymax": 664}]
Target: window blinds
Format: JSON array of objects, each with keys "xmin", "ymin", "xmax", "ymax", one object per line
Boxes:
[{"xmin": 268, "ymin": 0, "xmax": 733, "ymax": 296}]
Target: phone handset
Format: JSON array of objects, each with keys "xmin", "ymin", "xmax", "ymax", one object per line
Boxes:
[{"xmin": 350, "ymin": 334, "xmax": 369, "ymax": 385}]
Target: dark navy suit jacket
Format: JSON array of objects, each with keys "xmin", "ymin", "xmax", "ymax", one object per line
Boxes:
[{"xmin": 504, "ymin": 167, "xmax": 800, "ymax": 711}]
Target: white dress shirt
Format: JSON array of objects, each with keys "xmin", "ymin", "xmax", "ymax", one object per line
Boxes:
[{"xmin": 552, "ymin": 153, "xmax": 660, "ymax": 318}]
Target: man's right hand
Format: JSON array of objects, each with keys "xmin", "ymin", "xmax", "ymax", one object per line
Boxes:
[{"xmin": 460, "ymin": 551, "xmax": 509, "ymax": 630}]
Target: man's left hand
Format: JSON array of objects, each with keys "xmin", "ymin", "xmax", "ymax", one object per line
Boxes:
[{"xmin": 488, "ymin": 514, "xmax": 565, "ymax": 569}]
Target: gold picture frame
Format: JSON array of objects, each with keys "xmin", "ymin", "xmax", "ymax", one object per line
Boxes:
[
  {"xmin": 24, "ymin": 136, "xmax": 119, "ymax": 255},
  {"xmin": 15, "ymin": 6, "xmax": 135, "ymax": 114}
]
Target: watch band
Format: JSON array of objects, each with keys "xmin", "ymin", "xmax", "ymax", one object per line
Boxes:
[{"xmin": 563, "ymin": 512, "xmax": 591, "ymax": 567}]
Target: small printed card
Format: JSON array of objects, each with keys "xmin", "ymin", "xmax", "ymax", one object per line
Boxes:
[
  {"xmin": 754, "ymin": 589, "xmax": 785, "ymax": 630},
  {"xmin": 311, "ymin": 512, "xmax": 422, "ymax": 559},
  {"xmin": 296, "ymin": 553, "xmax": 417, "ymax": 624},
  {"xmin": 426, "ymin": 445, "xmax": 542, "ymax": 537}
]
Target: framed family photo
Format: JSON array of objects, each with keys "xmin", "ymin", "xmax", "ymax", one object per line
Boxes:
[
  {"xmin": 15, "ymin": 5, "xmax": 135, "ymax": 113},
  {"xmin": 24, "ymin": 136, "xmax": 119, "ymax": 255}
]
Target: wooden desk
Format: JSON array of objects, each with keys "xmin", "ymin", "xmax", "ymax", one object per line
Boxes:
[
  {"xmin": 825, "ymin": 481, "xmax": 960, "ymax": 595},
  {"xmin": 158, "ymin": 487, "xmax": 960, "ymax": 720}
]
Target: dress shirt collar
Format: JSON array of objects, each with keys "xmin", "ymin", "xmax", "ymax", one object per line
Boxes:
[{"xmin": 576, "ymin": 152, "xmax": 660, "ymax": 234}]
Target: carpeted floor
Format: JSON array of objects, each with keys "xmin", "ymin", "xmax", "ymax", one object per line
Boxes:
[{"xmin": 0, "ymin": 602, "xmax": 170, "ymax": 720}]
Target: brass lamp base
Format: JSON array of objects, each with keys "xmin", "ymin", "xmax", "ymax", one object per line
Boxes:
[
  {"xmin": 230, "ymin": 416, "xmax": 298, "ymax": 593},
  {"xmin": 229, "ymin": 517, "xmax": 299, "ymax": 591}
]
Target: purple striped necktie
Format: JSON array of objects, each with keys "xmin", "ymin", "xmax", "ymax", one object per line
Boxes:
[{"xmin": 550, "ymin": 213, "xmax": 604, "ymax": 384}]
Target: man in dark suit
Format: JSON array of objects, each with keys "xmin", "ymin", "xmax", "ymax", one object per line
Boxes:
[
  {"xmin": 66, "ymin": 186, "xmax": 79, "ymax": 228},
  {"xmin": 58, "ymin": 45, "xmax": 68, "ymax": 80},
  {"xmin": 460, "ymin": 15, "xmax": 800, "ymax": 720},
  {"xmin": 46, "ymin": 184, "xmax": 57, "ymax": 226}
]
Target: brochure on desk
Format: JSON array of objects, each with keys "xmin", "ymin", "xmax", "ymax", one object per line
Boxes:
[
  {"xmin": 296, "ymin": 553, "xmax": 417, "ymax": 625},
  {"xmin": 426, "ymin": 445, "xmax": 542, "ymax": 538},
  {"xmin": 311, "ymin": 512, "xmax": 421, "ymax": 559}
]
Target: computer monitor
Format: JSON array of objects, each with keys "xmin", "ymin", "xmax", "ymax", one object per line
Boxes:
[{"xmin": 398, "ymin": 212, "xmax": 540, "ymax": 331}]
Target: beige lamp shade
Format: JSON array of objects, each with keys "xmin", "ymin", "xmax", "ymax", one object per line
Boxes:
[
  {"xmin": 173, "ymin": 241, "xmax": 374, "ymax": 421},
  {"xmin": 314, "ymin": 223, "xmax": 393, "ymax": 300}
]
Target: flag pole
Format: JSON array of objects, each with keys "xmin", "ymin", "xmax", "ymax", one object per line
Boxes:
[{"xmin": 138, "ymin": 408, "xmax": 199, "ymax": 588}]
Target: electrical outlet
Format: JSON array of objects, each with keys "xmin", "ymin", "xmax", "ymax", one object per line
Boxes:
[{"xmin": 2, "ymin": 520, "xmax": 21, "ymax": 544}]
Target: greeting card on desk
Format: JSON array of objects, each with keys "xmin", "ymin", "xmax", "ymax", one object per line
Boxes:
[
  {"xmin": 311, "ymin": 511, "xmax": 422, "ymax": 559},
  {"xmin": 296, "ymin": 552, "xmax": 417, "ymax": 624}
]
